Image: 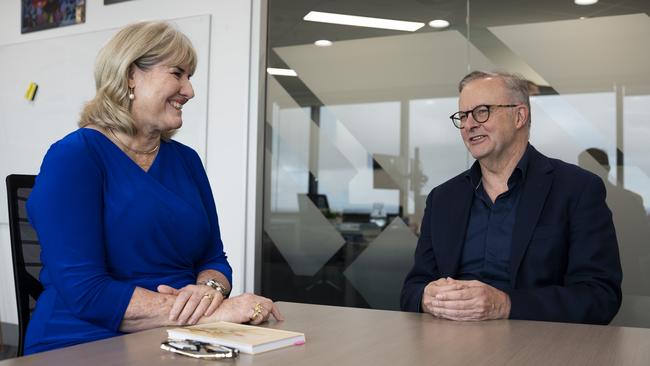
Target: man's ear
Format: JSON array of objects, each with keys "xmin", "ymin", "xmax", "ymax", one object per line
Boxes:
[{"xmin": 515, "ymin": 105, "xmax": 528, "ymax": 129}]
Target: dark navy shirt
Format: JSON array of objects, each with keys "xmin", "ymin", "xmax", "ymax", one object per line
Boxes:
[{"xmin": 457, "ymin": 145, "xmax": 530, "ymax": 291}]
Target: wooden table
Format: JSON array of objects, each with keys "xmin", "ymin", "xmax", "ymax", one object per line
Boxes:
[{"xmin": 2, "ymin": 301, "xmax": 650, "ymax": 365}]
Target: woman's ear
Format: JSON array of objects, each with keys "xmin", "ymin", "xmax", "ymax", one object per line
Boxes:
[{"xmin": 127, "ymin": 65, "xmax": 135, "ymax": 88}]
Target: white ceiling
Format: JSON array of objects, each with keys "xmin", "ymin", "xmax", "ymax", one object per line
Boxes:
[{"xmin": 268, "ymin": 0, "xmax": 650, "ymax": 102}]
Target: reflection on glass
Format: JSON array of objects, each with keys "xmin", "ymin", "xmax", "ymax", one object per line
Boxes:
[
  {"xmin": 262, "ymin": 0, "xmax": 650, "ymax": 326},
  {"xmin": 319, "ymin": 103, "xmax": 401, "ymax": 214},
  {"xmin": 343, "ymin": 217, "xmax": 418, "ymax": 309}
]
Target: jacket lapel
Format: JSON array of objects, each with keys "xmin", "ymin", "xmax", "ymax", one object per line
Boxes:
[
  {"xmin": 436, "ymin": 178, "xmax": 473, "ymax": 276},
  {"xmin": 509, "ymin": 146, "xmax": 554, "ymax": 286}
]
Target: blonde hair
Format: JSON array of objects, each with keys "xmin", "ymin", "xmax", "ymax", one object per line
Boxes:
[{"xmin": 79, "ymin": 21, "xmax": 197, "ymax": 140}]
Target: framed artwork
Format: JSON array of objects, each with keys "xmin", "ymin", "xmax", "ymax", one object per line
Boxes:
[{"xmin": 21, "ymin": 0, "xmax": 86, "ymax": 34}]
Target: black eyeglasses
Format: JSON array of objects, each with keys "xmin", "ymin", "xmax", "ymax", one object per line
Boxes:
[
  {"xmin": 161, "ymin": 339, "xmax": 239, "ymax": 359},
  {"xmin": 449, "ymin": 104, "xmax": 519, "ymax": 129}
]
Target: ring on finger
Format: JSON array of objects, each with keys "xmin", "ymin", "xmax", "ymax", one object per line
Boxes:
[
  {"xmin": 203, "ymin": 292, "xmax": 214, "ymax": 301},
  {"xmin": 251, "ymin": 303, "xmax": 263, "ymax": 320}
]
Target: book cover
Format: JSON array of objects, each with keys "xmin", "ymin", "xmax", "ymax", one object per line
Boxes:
[{"xmin": 166, "ymin": 321, "xmax": 306, "ymax": 354}]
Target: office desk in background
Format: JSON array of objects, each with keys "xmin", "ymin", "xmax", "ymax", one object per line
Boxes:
[{"xmin": 2, "ymin": 302, "xmax": 649, "ymax": 365}]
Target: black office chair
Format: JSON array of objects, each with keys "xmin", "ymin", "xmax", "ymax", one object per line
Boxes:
[
  {"xmin": 306, "ymin": 193, "xmax": 329, "ymax": 210},
  {"xmin": 6, "ymin": 174, "xmax": 42, "ymax": 356}
]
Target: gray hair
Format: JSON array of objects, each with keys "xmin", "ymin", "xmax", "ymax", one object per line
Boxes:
[{"xmin": 458, "ymin": 70, "xmax": 532, "ymax": 126}]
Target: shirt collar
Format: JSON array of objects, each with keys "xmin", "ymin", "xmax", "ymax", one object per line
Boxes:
[{"xmin": 465, "ymin": 143, "xmax": 531, "ymax": 190}]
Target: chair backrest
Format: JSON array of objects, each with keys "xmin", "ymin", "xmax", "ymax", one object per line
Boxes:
[
  {"xmin": 306, "ymin": 193, "xmax": 330, "ymax": 211},
  {"xmin": 6, "ymin": 174, "xmax": 42, "ymax": 357}
]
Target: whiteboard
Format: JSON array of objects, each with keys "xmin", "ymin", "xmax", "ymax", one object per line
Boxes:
[{"xmin": 0, "ymin": 14, "xmax": 211, "ymax": 224}]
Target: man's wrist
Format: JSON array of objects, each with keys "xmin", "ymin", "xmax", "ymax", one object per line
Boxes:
[{"xmin": 501, "ymin": 292, "xmax": 511, "ymax": 319}]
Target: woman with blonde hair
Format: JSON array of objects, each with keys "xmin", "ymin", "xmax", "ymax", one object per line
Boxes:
[{"xmin": 25, "ymin": 20, "xmax": 281, "ymax": 354}]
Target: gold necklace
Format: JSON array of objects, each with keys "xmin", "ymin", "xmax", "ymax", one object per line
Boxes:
[{"xmin": 108, "ymin": 128, "xmax": 160, "ymax": 155}]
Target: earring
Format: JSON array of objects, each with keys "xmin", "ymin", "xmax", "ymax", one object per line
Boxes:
[{"xmin": 128, "ymin": 87, "xmax": 135, "ymax": 100}]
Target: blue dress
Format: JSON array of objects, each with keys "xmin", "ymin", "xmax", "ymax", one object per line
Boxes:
[{"xmin": 25, "ymin": 128, "xmax": 232, "ymax": 354}]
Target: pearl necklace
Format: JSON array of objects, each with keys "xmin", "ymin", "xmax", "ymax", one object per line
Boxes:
[{"xmin": 109, "ymin": 128, "xmax": 160, "ymax": 155}]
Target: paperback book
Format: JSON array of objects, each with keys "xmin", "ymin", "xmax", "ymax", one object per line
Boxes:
[{"xmin": 166, "ymin": 321, "xmax": 306, "ymax": 355}]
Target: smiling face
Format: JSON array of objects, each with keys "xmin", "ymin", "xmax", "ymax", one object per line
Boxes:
[
  {"xmin": 128, "ymin": 62, "xmax": 194, "ymax": 135},
  {"xmin": 458, "ymin": 77, "xmax": 528, "ymax": 164}
]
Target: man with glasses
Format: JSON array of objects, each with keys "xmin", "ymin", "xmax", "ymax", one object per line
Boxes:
[{"xmin": 401, "ymin": 71, "xmax": 622, "ymax": 324}]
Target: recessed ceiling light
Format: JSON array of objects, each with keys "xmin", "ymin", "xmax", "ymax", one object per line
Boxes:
[
  {"xmin": 428, "ymin": 19, "xmax": 450, "ymax": 29},
  {"xmin": 574, "ymin": 0, "xmax": 598, "ymax": 5},
  {"xmin": 579, "ymin": 16, "xmax": 588, "ymax": 20},
  {"xmin": 314, "ymin": 39, "xmax": 333, "ymax": 47},
  {"xmin": 304, "ymin": 11, "xmax": 424, "ymax": 32},
  {"xmin": 266, "ymin": 68, "xmax": 297, "ymax": 77}
]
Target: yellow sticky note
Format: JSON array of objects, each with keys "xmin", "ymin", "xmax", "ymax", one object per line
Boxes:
[{"xmin": 25, "ymin": 82, "xmax": 38, "ymax": 101}]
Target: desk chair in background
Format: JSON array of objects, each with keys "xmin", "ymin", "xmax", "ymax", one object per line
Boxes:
[
  {"xmin": 306, "ymin": 193, "xmax": 330, "ymax": 217},
  {"xmin": 6, "ymin": 174, "xmax": 42, "ymax": 356}
]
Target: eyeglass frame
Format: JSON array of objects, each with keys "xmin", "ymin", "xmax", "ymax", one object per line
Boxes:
[
  {"xmin": 160, "ymin": 339, "xmax": 239, "ymax": 359},
  {"xmin": 449, "ymin": 104, "xmax": 520, "ymax": 129}
]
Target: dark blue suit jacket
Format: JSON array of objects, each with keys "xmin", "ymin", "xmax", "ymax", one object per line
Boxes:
[{"xmin": 401, "ymin": 145, "xmax": 622, "ymax": 324}]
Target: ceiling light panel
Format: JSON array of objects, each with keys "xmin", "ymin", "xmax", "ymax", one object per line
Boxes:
[
  {"xmin": 304, "ymin": 11, "xmax": 424, "ymax": 32},
  {"xmin": 574, "ymin": 0, "xmax": 598, "ymax": 5},
  {"xmin": 428, "ymin": 19, "xmax": 450, "ymax": 29},
  {"xmin": 314, "ymin": 40, "xmax": 333, "ymax": 47},
  {"xmin": 267, "ymin": 68, "xmax": 298, "ymax": 77}
]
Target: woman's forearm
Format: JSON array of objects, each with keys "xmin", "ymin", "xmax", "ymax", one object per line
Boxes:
[
  {"xmin": 119, "ymin": 287, "xmax": 180, "ymax": 332},
  {"xmin": 120, "ymin": 270, "xmax": 230, "ymax": 333}
]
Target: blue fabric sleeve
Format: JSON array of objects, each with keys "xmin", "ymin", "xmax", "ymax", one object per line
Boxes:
[
  {"xmin": 27, "ymin": 137, "xmax": 135, "ymax": 332},
  {"xmin": 181, "ymin": 147, "xmax": 233, "ymax": 285}
]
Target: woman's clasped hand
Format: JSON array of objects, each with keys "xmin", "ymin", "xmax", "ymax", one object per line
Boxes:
[{"xmin": 157, "ymin": 285, "xmax": 283, "ymax": 326}]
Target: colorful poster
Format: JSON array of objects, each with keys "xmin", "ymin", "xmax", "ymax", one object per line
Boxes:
[{"xmin": 21, "ymin": 0, "xmax": 86, "ymax": 34}]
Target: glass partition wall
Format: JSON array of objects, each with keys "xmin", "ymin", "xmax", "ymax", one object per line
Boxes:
[{"xmin": 261, "ymin": 0, "xmax": 650, "ymax": 327}]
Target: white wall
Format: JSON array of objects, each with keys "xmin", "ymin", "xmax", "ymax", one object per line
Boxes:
[{"xmin": 0, "ymin": 0, "xmax": 262, "ymax": 325}]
